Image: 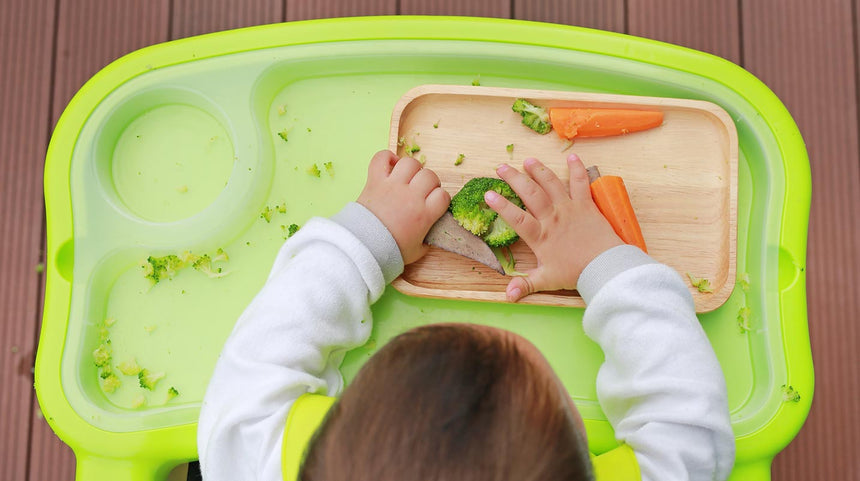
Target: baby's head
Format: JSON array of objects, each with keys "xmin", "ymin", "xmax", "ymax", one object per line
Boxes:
[{"xmin": 301, "ymin": 323, "xmax": 592, "ymax": 480}]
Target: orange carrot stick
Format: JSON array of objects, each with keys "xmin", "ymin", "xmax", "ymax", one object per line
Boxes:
[
  {"xmin": 549, "ymin": 108, "xmax": 664, "ymax": 140},
  {"xmin": 586, "ymin": 166, "xmax": 648, "ymax": 253}
]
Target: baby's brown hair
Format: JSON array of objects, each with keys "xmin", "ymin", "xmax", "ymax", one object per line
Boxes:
[{"xmin": 300, "ymin": 324, "xmax": 593, "ymax": 481}]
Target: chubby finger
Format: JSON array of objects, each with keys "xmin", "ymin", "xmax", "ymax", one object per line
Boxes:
[
  {"xmin": 426, "ymin": 186, "xmax": 451, "ymax": 217},
  {"xmin": 390, "ymin": 155, "xmax": 423, "ymax": 183},
  {"xmin": 367, "ymin": 150, "xmax": 398, "ymax": 179},
  {"xmin": 505, "ymin": 270, "xmax": 547, "ymax": 302},
  {"xmin": 485, "ymin": 190, "xmax": 540, "ymax": 244},
  {"xmin": 410, "ymin": 167, "xmax": 442, "ymax": 197},
  {"xmin": 496, "ymin": 163, "xmax": 553, "ymax": 218},
  {"xmin": 567, "ymin": 154, "xmax": 592, "ymax": 205},
  {"xmin": 523, "ymin": 157, "xmax": 569, "ymax": 202}
]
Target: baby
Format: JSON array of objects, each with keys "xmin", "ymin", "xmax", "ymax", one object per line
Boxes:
[{"xmin": 198, "ymin": 151, "xmax": 735, "ymax": 481}]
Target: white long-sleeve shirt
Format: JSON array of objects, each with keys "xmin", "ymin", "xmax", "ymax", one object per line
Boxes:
[{"xmin": 197, "ymin": 202, "xmax": 735, "ymax": 481}]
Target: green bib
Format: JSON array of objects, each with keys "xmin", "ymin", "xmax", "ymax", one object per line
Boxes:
[{"xmin": 282, "ymin": 394, "xmax": 640, "ymax": 481}]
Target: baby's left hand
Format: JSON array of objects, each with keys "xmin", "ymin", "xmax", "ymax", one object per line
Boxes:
[{"xmin": 357, "ymin": 150, "xmax": 450, "ymax": 265}]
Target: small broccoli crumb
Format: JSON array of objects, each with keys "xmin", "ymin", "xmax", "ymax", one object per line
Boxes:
[
  {"xmin": 433, "ymin": 120, "xmax": 439, "ymax": 129},
  {"xmin": 277, "ymin": 129, "xmax": 289, "ymax": 142},
  {"xmin": 686, "ymin": 273, "xmax": 714, "ymax": 293},
  {"xmin": 455, "ymin": 154, "xmax": 465, "ymax": 166},
  {"xmin": 738, "ymin": 273, "xmax": 751, "ymax": 291},
  {"xmin": 397, "ymin": 136, "xmax": 406, "ymax": 147},
  {"xmin": 512, "ymin": 98, "xmax": 552, "ymax": 135},
  {"xmin": 117, "ymin": 358, "xmax": 142, "ymax": 376},
  {"xmin": 737, "ymin": 307, "xmax": 752, "ymax": 333},
  {"xmin": 419, "ymin": 154, "xmax": 427, "ymax": 166},
  {"xmin": 472, "ymin": 76, "xmax": 481, "ymax": 86},
  {"xmin": 104, "ymin": 317, "xmax": 117, "ymax": 327},
  {"xmin": 175, "ymin": 185, "xmax": 188, "ymax": 193},
  {"xmin": 506, "ymin": 144, "xmax": 514, "ymax": 154},
  {"xmin": 101, "ymin": 373, "xmax": 121, "ymax": 393},
  {"xmin": 99, "ymin": 366, "xmax": 112, "ymax": 379},
  {"xmin": 166, "ymin": 386, "xmax": 180, "ymax": 402},
  {"xmin": 307, "ymin": 164, "xmax": 321, "ymax": 177},
  {"xmin": 281, "ymin": 224, "xmax": 300, "ymax": 238},
  {"xmin": 405, "ymin": 142, "xmax": 420, "ymax": 156},
  {"xmin": 781, "ymin": 384, "xmax": 801, "ymax": 403},
  {"xmin": 144, "ymin": 325, "xmax": 157, "ymax": 334},
  {"xmin": 130, "ymin": 393, "xmax": 146, "ymax": 409},
  {"xmin": 260, "ymin": 205, "xmax": 274, "ymax": 223},
  {"xmin": 277, "ymin": 104, "xmax": 287, "ymax": 115},
  {"xmin": 142, "ymin": 255, "xmax": 185, "ymax": 284},
  {"xmin": 138, "ymin": 369, "xmax": 165, "ymax": 391},
  {"xmin": 306, "ymin": 127, "xmax": 312, "ymax": 132},
  {"xmin": 324, "ymin": 161, "xmax": 334, "ymax": 178},
  {"xmin": 35, "ymin": 263, "xmax": 45, "ymax": 273},
  {"xmin": 192, "ymin": 254, "xmax": 229, "ymax": 279},
  {"xmin": 98, "ymin": 326, "xmax": 110, "ymax": 342},
  {"xmin": 92, "ymin": 343, "xmax": 111, "ymax": 367}
]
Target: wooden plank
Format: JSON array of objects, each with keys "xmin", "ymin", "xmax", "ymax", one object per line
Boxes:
[
  {"xmin": 286, "ymin": 0, "xmax": 396, "ymax": 21},
  {"xmin": 627, "ymin": 0, "xmax": 740, "ymax": 63},
  {"xmin": 171, "ymin": 0, "xmax": 283, "ymax": 40},
  {"xmin": 513, "ymin": 0, "xmax": 625, "ymax": 32},
  {"xmin": 400, "ymin": 0, "xmax": 510, "ymax": 18},
  {"xmin": 50, "ymin": 0, "xmax": 171, "ymax": 126},
  {"xmin": 0, "ymin": 0, "xmax": 56, "ymax": 478},
  {"xmin": 741, "ymin": 1, "xmax": 860, "ymax": 480},
  {"xmin": 31, "ymin": 3, "xmax": 171, "ymax": 479}
]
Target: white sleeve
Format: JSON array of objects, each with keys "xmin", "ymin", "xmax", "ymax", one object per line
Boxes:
[
  {"xmin": 578, "ymin": 245, "xmax": 735, "ymax": 481},
  {"xmin": 197, "ymin": 203, "xmax": 404, "ymax": 481}
]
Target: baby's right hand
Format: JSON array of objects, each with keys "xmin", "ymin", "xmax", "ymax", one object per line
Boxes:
[{"xmin": 485, "ymin": 154, "xmax": 623, "ymax": 302}]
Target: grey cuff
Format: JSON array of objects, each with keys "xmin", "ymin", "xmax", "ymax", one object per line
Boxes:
[
  {"xmin": 577, "ymin": 245, "xmax": 657, "ymax": 305},
  {"xmin": 331, "ymin": 202, "xmax": 404, "ymax": 285}
]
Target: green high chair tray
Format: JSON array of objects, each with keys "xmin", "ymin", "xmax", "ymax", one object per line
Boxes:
[{"xmin": 37, "ymin": 16, "xmax": 812, "ymax": 480}]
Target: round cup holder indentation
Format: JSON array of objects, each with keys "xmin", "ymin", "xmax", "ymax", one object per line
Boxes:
[{"xmin": 94, "ymin": 88, "xmax": 235, "ymax": 223}]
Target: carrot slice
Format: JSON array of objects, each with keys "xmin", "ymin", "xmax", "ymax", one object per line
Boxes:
[
  {"xmin": 588, "ymin": 173, "xmax": 647, "ymax": 253},
  {"xmin": 549, "ymin": 108, "xmax": 664, "ymax": 140}
]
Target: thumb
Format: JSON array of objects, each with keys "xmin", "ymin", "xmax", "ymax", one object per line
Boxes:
[{"xmin": 504, "ymin": 269, "xmax": 547, "ymax": 302}]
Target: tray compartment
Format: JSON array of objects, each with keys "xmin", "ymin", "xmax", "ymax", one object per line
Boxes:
[
  {"xmin": 390, "ymin": 85, "xmax": 737, "ymax": 312},
  {"xmin": 93, "ymin": 88, "xmax": 236, "ymax": 223}
]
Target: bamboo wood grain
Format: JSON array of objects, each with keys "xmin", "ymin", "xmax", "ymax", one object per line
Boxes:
[{"xmin": 389, "ymin": 85, "xmax": 737, "ymax": 312}]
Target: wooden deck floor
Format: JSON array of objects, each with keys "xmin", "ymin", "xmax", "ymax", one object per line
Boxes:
[{"xmin": 2, "ymin": 1, "xmax": 858, "ymax": 479}]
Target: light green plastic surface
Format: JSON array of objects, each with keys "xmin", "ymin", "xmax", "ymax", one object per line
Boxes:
[{"xmin": 37, "ymin": 16, "xmax": 812, "ymax": 480}]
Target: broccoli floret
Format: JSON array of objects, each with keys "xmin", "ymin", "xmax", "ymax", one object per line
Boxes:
[
  {"xmin": 324, "ymin": 161, "xmax": 334, "ymax": 178},
  {"xmin": 287, "ymin": 224, "xmax": 300, "ymax": 237},
  {"xmin": 307, "ymin": 164, "xmax": 321, "ymax": 177},
  {"xmin": 192, "ymin": 254, "xmax": 229, "ymax": 279},
  {"xmin": 101, "ymin": 373, "xmax": 121, "ymax": 393},
  {"xmin": 483, "ymin": 215, "xmax": 520, "ymax": 247},
  {"xmin": 472, "ymin": 76, "xmax": 481, "ymax": 86},
  {"xmin": 117, "ymin": 358, "xmax": 142, "ymax": 376},
  {"xmin": 260, "ymin": 205, "xmax": 274, "ymax": 223},
  {"xmin": 738, "ymin": 272, "xmax": 751, "ymax": 291},
  {"xmin": 277, "ymin": 129, "xmax": 289, "ymax": 142},
  {"xmin": 138, "ymin": 369, "xmax": 165, "ymax": 390},
  {"xmin": 143, "ymin": 255, "xmax": 185, "ymax": 284},
  {"xmin": 687, "ymin": 273, "xmax": 714, "ymax": 293},
  {"xmin": 213, "ymin": 248, "xmax": 229, "ymax": 263},
  {"xmin": 454, "ymin": 153, "xmax": 465, "ymax": 166},
  {"xmin": 737, "ymin": 307, "xmax": 752, "ymax": 333},
  {"xmin": 167, "ymin": 386, "xmax": 180, "ymax": 401},
  {"xmin": 450, "ymin": 178, "xmax": 523, "ymax": 248},
  {"xmin": 781, "ymin": 384, "xmax": 801, "ymax": 403},
  {"xmin": 512, "ymin": 98, "xmax": 552, "ymax": 135},
  {"xmin": 92, "ymin": 343, "xmax": 111, "ymax": 367}
]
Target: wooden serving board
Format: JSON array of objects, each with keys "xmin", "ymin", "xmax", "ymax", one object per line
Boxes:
[{"xmin": 389, "ymin": 85, "xmax": 737, "ymax": 312}]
